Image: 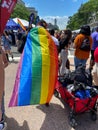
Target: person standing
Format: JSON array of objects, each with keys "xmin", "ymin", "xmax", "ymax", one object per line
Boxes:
[
  {"xmin": 58, "ymin": 29, "xmax": 72, "ymax": 75},
  {"xmin": 2, "ymin": 31, "xmax": 14, "ymax": 62},
  {"xmin": 73, "ymin": 25, "xmax": 93, "ymax": 69},
  {"xmin": 90, "ymin": 26, "xmax": 98, "ymax": 70},
  {"xmin": 0, "ymin": 38, "xmax": 8, "ymax": 130}
]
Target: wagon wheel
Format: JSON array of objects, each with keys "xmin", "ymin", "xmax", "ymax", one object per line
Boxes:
[
  {"xmin": 90, "ymin": 105, "xmax": 97, "ymax": 121},
  {"xmin": 91, "ymin": 112, "xmax": 97, "ymax": 121},
  {"xmin": 69, "ymin": 111, "xmax": 78, "ymax": 128},
  {"xmin": 69, "ymin": 118, "xmax": 78, "ymax": 128},
  {"xmin": 54, "ymin": 89, "xmax": 59, "ymax": 98}
]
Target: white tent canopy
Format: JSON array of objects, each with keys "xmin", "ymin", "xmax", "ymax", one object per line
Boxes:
[
  {"xmin": 72, "ymin": 29, "xmax": 80, "ymax": 33},
  {"xmin": 13, "ymin": 18, "xmax": 35, "ymax": 27}
]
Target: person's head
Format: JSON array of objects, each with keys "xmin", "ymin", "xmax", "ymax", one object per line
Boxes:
[
  {"xmin": 64, "ymin": 29, "xmax": 72, "ymax": 39},
  {"xmin": 80, "ymin": 25, "xmax": 91, "ymax": 36},
  {"xmin": 37, "ymin": 19, "xmax": 47, "ymax": 29},
  {"xmin": 60, "ymin": 29, "xmax": 72, "ymax": 40},
  {"xmin": 49, "ymin": 29, "xmax": 55, "ymax": 36},
  {"xmin": 59, "ymin": 29, "xmax": 72, "ymax": 52}
]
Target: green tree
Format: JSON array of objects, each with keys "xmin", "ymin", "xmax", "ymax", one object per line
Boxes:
[
  {"xmin": 66, "ymin": 0, "xmax": 98, "ymax": 30},
  {"xmin": 11, "ymin": 4, "xmax": 30, "ymax": 21}
]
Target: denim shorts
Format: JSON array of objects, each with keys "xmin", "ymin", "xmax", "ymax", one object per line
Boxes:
[{"xmin": 74, "ymin": 56, "xmax": 87, "ymax": 69}]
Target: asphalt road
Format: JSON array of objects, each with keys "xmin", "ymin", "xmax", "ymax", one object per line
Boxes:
[
  {"xmin": 10, "ymin": 45, "xmax": 75, "ymax": 59},
  {"xmin": 11, "ymin": 45, "xmax": 21, "ymax": 58}
]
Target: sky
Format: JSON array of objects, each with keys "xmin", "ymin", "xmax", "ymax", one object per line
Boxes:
[
  {"xmin": 23, "ymin": 0, "xmax": 89, "ymax": 30},
  {"xmin": 23, "ymin": 0, "xmax": 89, "ymax": 17}
]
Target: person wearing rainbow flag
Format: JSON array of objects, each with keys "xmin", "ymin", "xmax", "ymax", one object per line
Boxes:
[{"xmin": 9, "ymin": 19, "xmax": 58, "ymax": 107}]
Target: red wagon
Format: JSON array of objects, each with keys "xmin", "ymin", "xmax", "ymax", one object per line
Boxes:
[{"xmin": 54, "ymin": 80, "xmax": 98, "ymax": 128}]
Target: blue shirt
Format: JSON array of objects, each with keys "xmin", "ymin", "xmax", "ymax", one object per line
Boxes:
[{"xmin": 91, "ymin": 31, "xmax": 98, "ymax": 50}]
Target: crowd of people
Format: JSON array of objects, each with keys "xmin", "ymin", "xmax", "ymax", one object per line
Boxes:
[{"xmin": 0, "ymin": 19, "xmax": 98, "ymax": 129}]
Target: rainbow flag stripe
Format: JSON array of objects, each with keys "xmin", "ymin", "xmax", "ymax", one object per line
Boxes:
[
  {"xmin": 9, "ymin": 27, "xmax": 58, "ymax": 107},
  {"xmin": 17, "ymin": 18, "xmax": 26, "ymax": 31}
]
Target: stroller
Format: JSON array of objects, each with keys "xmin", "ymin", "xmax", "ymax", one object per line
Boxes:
[{"xmin": 54, "ymin": 65, "xmax": 98, "ymax": 128}]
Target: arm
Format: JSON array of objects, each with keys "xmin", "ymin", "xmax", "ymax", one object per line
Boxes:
[
  {"xmin": 0, "ymin": 46, "xmax": 8, "ymax": 68},
  {"xmin": 2, "ymin": 49, "xmax": 8, "ymax": 68}
]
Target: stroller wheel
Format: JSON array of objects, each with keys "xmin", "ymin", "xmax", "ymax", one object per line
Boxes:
[{"xmin": 54, "ymin": 89, "xmax": 59, "ymax": 98}]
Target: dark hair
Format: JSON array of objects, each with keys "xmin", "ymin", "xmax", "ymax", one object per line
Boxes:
[
  {"xmin": 64, "ymin": 29, "xmax": 72, "ymax": 39},
  {"xmin": 80, "ymin": 25, "xmax": 91, "ymax": 36},
  {"xmin": 37, "ymin": 19, "xmax": 47, "ymax": 29},
  {"xmin": 49, "ymin": 29, "xmax": 55, "ymax": 36}
]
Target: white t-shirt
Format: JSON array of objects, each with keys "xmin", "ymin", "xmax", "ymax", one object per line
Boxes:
[{"xmin": 51, "ymin": 36, "xmax": 59, "ymax": 46}]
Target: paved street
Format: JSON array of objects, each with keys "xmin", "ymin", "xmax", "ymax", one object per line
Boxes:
[
  {"xmin": 10, "ymin": 45, "xmax": 21, "ymax": 59},
  {"xmin": 4, "ymin": 46, "xmax": 98, "ymax": 130},
  {"xmin": 10, "ymin": 45, "xmax": 75, "ymax": 60}
]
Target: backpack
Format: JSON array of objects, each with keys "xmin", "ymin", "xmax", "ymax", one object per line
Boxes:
[
  {"xmin": 79, "ymin": 37, "xmax": 90, "ymax": 51},
  {"xmin": 73, "ymin": 64, "xmax": 92, "ymax": 86}
]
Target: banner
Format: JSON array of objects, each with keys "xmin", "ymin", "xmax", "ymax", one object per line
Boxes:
[
  {"xmin": 35, "ymin": 16, "xmax": 40, "ymax": 25},
  {"xmin": 0, "ymin": 0, "xmax": 17, "ymax": 36},
  {"xmin": 29, "ymin": 13, "xmax": 35, "ymax": 27}
]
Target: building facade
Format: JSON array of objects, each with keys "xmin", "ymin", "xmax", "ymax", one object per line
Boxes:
[
  {"xmin": 17, "ymin": 0, "xmax": 38, "ymax": 17},
  {"xmin": 27, "ymin": 7, "xmax": 38, "ymax": 17},
  {"xmin": 17, "ymin": 0, "xmax": 25, "ymax": 5}
]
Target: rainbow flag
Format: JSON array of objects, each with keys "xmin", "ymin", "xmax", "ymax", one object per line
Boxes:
[
  {"xmin": 9, "ymin": 27, "xmax": 58, "ymax": 107},
  {"xmin": 17, "ymin": 18, "xmax": 26, "ymax": 31}
]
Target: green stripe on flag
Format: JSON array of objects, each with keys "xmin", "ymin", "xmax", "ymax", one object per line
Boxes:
[{"xmin": 30, "ymin": 28, "xmax": 42, "ymax": 104}]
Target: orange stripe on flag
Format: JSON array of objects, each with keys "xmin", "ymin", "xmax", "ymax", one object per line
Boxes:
[{"xmin": 17, "ymin": 19, "xmax": 26, "ymax": 31}]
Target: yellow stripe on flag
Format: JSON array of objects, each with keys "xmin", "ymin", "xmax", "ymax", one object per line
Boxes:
[{"xmin": 38, "ymin": 28, "xmax": 50, "ymax": 104}]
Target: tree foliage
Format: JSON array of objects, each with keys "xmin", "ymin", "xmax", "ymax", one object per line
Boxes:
[
  {"xmin": 66, "ymin": 0, "xmax": 98, "ymax": 30},
  {"xmin": 11, "ymin": 4, "xmax": 30, "ymax": 21}
]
